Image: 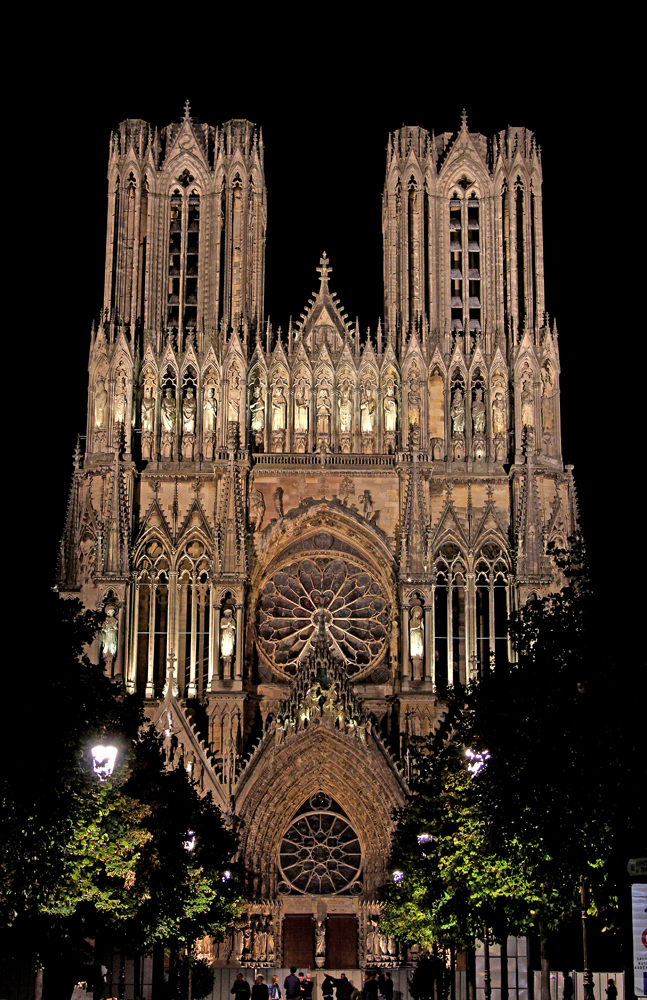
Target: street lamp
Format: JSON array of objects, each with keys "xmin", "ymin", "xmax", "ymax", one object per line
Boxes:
[{"xmin": 91, "ymin": 745, "xmax": 118, "ymax": 780}]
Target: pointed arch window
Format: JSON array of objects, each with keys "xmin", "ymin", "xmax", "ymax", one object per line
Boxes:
[
  {"xmin": 134, "ymin": 541, "xmax": 169, "ymax": 697},
  {"xmin": 166, "ymin": 186, "xmax": 200, "ymax": 340},
  {"xmin": 475, "ymin": 543, "xmax": 509, "ymax": 674},
  {"xmin": 177, "ymin": 540, "xmax": 211, "ymax": 699},
  {"xmin": 433, "ymin": 543, "xmax": 467, "ymax": 689}
]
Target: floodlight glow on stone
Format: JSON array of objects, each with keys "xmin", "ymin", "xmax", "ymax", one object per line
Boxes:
[{"xmin": 91, "ymin": 745, "xmax": 118, "ymax": 779}]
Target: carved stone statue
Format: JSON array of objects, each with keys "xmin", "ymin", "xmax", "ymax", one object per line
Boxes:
[
  {"xmin": 408, "ymin": 378, "xmax": 421, "ymax": 431},
  {"xmin": 316, "ymin": 389, "xmax": 331, "ymax": 435},
  {"xmin": 451, "ymin": 389, "xmax": 465, "ymax": 435},
  {"xmin": 220, "ymin": 608, "xmax": 236, "ymax": 661},
  {"xmin": 338, "ymin": 382, "xmax": 353, "ymax": 434},
  {"xmin": 203, "ymin": 387, "xmax": 218, "ymax": 432},
  {"xmin": 274, "ymin": 486, "xmax": 284, "ymax": 518},
  {"xmin": 100, "ymin": 605, "xmax": 118, "ymax": 657},
  {"xmin": 315, "ymin": 919, "xmax": 326, "ymax": 966},
  {"xmin": 266, "ymin": 917, "xmax": 275, "ymax": 962},
  {"xmin": 521, "ymin": 377, "xmax": 534, "ymax": 427},
  {"xmin": 250, "ymin": 489, "xmax": 265, "ymax": 532},
  {"xmin": 114, "ymin": 375, "xmax": 128, "ymax": 425},
  {"xmin": 182, "ymin": 388, "xmax": 196, "ymax": 435},
  {"xmin": 492, "ymin": 391, "xmax": 506, "ymax": 436},
  {"xmin": 409, "ymin": 605, "xmax": 424, "ymax": 664},
  {"xmin": 250, "ymin": 386, "xmax": 265, "ymax": 435},
  {"xmin": 94, "ymin": 377, "xmax": 108, "ymax": 427},
  {"xmin": 294, "ymin": 383, "xmax": 309, "ymax": 432},
  {"xmin": 141, "ymin": 385, "xmax": 155, "ymax": 433},
  {"xmin": 161, "ymin": 389, "xmax": 176, "ymax": 433},
  {"xmin": 362, "ymin": 490, "xmax": 373, "ymax": 520},
  {"xmin": 541, "ymin": 366, "xmax": 555, "ymax": 433},
  {"xmin": 228, "ymin": 372, "xmax": 241, "ymax": 422},
  {"xmin": 271, "ymin": 386, "xmax": 287, "ymax": 431},
  {"xmin": 472, "ymin": 388, "xmax": 486, "ymax": 434},
  {"xmin": 389, "ymin": 618, "xmax": 400, "ymax": 668},
  {"xmin": 383, "ymin": 384, "xmax": 397, "ymax": 432},
  {"xmin": 360, "ymin": 386, "xmax": 376, "ymax": 433}
]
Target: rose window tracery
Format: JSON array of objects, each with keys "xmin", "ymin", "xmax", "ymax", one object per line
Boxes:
[
  {"xmin": 257, "ymin": 552, "xmax": 389, "ymax": 678},
  {"xmin": 278, "ymin": 793, "xmax": 362, "ymax": 896}
]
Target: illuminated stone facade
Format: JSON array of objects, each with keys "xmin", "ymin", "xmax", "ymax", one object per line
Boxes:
[{"xmin": 57, "ymin": 106, "xmax": 577, "ymax": 971}]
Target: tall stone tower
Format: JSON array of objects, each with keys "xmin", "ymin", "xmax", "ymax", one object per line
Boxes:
[{"xmin": 57, "ymin": 108, "xmax": 577, "ymax": 974}]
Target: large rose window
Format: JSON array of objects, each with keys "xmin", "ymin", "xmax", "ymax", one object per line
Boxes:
[
  {"xmin": 257, "ymin": 553, "xmax": 389, "ymax": 677},
  {"xmin": 278, "ymin": 793, "xmax": 362, "ymax": 895}
]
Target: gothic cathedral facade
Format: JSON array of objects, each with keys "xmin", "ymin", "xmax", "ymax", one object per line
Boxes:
[{"xmin": 57, "ymin": 108, "xmax": 576, "ymax": 971}]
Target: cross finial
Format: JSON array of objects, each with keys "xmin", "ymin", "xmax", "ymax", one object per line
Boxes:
[
  {"xmin": 316, "ymin": 252, "xmax": 332, "ymax": 289},
  {"xmin": 183, "ymin": 99, "xmax": 191, "ymax": 122},
  {"xmin": 461, "ymin": 108, "xmax": 468, "ymax": 129}
]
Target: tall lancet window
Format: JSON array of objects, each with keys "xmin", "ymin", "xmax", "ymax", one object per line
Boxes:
[
  {"xmin": 166, "ymin": 180, "xmax": 201, "ymax": 341},
  {"xmin": 177, "ymin": 541, "xmax": 211, "ymax": 700},
  {"xmin": 475, "ymin": 544, "xmax": 509, "ymax": 675},
  {"xmin": 467, "ymin": 196, "xmax": 481, "ymax": 336},
  {"xmin": 449, "ymin": 195, "xmax": 463, "ymax": 332},
  {"xmin": 408, "ymin": 177, "xmax": 419, "ymax": 330},
  {"xmin": 515, "ymin": 180, "xmax": 526, "ymax": 332}
]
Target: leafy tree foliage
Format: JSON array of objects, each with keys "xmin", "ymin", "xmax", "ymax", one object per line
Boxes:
[
  {"xmin": 381, "ymin": 538, "xmax": 642, "ymax": 967},
  {"xmin": 1, "ymin": 593, "xmax": 240, "ymax": 988}
]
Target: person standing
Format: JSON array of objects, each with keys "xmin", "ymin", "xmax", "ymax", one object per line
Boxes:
[
  {"xmin": 378, "ymin": 972, "xmax": 393, "ymax": 1000},
  {"xmin": 284, "ymin": 967, "xmax": 301, "ymax": 1000},
  {"xmin": 322, "ymin": 974, "xmax": 335, "ymax": 1000},
  {"xmin": 302, "ymin": 973, "xmax": 314, "ymax": 1000},
  {"xmin": 231, "ymin": 973, "xmax": 251, "ymax": 1000},
  {"xmin": 332, "ymin": 973, "xmax": 353, "ymax": 1000},
  {"xmin": 252, "ymin": 975, "xmax": 270, "ymax": 1000},
  {"xmin": 269, "ymin": 975, "xmax": 282, "ymax": 1000},
  {"xmin": 362, "ymin": 972, "xmax": 379, "ymax": 1000}
]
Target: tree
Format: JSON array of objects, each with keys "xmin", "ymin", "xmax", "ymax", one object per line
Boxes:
[
  {"xmin": 382, "ymin": 539, "xmax": 643, "ymax": 997},
  {"xmin": 1, "ymin": 593, "xmax": 241, "ymax": 999}
]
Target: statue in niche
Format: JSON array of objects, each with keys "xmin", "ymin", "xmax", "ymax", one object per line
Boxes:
[
  {"xmin": 472, "ymin": 388, "xmax": 486, "ymax": 434},
  {"xmin": 492, "ymin": 391, "xmax": 506, "ymax": 436},
  {"xmin": 100, "ymin": 605, "xmax": 118, "ymax": 658},
  {"xmin": 360, "ymin": 385, "xmax": 376, "ymax": 433},
  {"xmin": 294, "ymin": 382, "xmax": 309, "ymax": 432},
  {"xmin": 274, "ymin": 486, "xmax": 284, "ymax": 518},
  {"xmin": 362, "ymin": 490, "xmax": 373, "ymax": 520},
  {"xmin": 182, "ymin": 388, "xmax": 196, "ymax": 435},
  {"xmin": 389, "ymin": 618, "xmax": 400, "ymax": 668},
  {"xmin": 521, "ymin": 377, "xmax": 534, "ymax": 427},
  {"xmin": 228, "ymin": 371, "xmax": 241, "ymax": 422},
  {"xmin": 220, "ymin": 608, "xmax": 236, "ymax": 662},
  {"xmin": 161, "ymin": 389, "xmax": 176, "ymax": 433},
  {"xmin": 408, "ymin": 377, "xmax": 421, "ymax": 433},
  {"xmin": 383, "ymin": 384, "xmax": 398, "ymax": 432},
  {"xmin": 366, "ymin": 917, "xmax": 378, "ymax": 960},
  {"xmin": 249, "ymin": 489, "xmax": 265, "ymax": 532},
  {"xmin": 409, "ymin": 605, "xmax": 424, "ymax": 665},
  {"xmin": 541, "ymin": 366, "xmax": 555, "ymax": 434},
  {"xmin": 315, "ymin": 919, "xmax": 326, "ymax": 967},
  {"xmin": 250, "ymin": 386, "xmax": 265, "ymax": 436},
  {"xmin": 451, "ymin": 388, "xmax": 465, "ymax": 435},
  {"xmin": 316, "ymin": 388, "xmax": 331, "ymax": 435},
  {"xmin": 94, "ymin": 377, "xmax": 108, "ymax": 428},
  {"xmin": 266, "ymin": 918, "xmax": 275, "ymax": 962},
  {"xmin": 114, "ymin": 375, "xmax": 128, "ymax": 425},
  {"xmin": 271, "ymin": 385, "xmax": 287, "ymax": 430},
  {"xmin": 338, "ymin": 381, "xmax": 353, "ymax": 434},
  {"xmin": 203, "ymin": 386, "xmax": 218, "ymax": 433},
  {"xmin": 141, "ymin": 385, "xmax": 155, "ymax": 434}
]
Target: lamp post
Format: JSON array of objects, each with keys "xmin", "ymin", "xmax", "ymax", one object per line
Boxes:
[
  {"xmin": 89, "ymin": 744, "xmax": 118, "ymax": 1000},
  {"xmin": 580, "ymin": 876, "xmax": 594, "ymax": 1000}
]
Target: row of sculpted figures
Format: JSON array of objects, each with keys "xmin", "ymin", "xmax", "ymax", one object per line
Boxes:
[{"xmin": 88, "ymin": 349, "xmax": 558, "ymax": 463}]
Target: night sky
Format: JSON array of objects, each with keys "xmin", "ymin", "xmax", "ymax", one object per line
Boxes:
[{"xmin": 30, "ymin": 68, "xmax": 631, "ymax": 666}]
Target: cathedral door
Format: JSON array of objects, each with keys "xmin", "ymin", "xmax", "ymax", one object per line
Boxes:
[
  {"xmin": 283, "ymin": 915, "xmax": 314, "ymax": 969},
  {"xmin": 326, "ymin": 915, "xmax": 357, "ymax": 969}
]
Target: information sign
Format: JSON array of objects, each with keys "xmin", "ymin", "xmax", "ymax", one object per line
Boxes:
[{"xmin": 633, "ymin": 883, "xmax": 647, "ymax": 997}]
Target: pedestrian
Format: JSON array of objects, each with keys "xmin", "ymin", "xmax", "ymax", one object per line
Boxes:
[
  {"xmin": 606, "ymin": 981, "xmax": 617, "ymax": 1000},
  {"xmin": 333, "ymin": 973, "xmax": 354, "ymax": 1000},
  {"xmin": 232, "ymin": 973, "xmax": 252, "ymax": 1000},
  {"xmin": 269, "ymin": 975, "xmax": 282, "ymax": 1000},
  {"xmin": 298, "ymin": 972, "xmax": 306, "ymax": 997},
  {"xmin": 378, "ymin": 973, "xmax": 392, "ymax": 1000},
  {"xmin": 303, "ymin": 973, "xmax": 315, "ymax": 1000},
  {"xmin": 252, "ymin": 975, "xmax": 270, "ymax": 1000},
  {"xmin": 363, "ymin": 972, "xmax": 379, "ymax": 1000},
  {"xmin": 322, "ymin": 974, "xmax": 335, "ymax": 1000},
  {"xmin": 284, "ymin": 966, "xmax": 301, "ymax": 1000}
]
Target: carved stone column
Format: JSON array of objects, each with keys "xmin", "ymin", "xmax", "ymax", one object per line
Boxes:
[
  {"xmin": 146, "ymin": 579, "xmax": 156, "ymax": 699},
  {"xmin": 401, "ymin": 605, "xmax": 410, "ymax": 680},
  {"xmin": 209, "ymin": 604, "xmax": 220, "ymax": 691},
  {"xmin": 234, "ymin": 604, "xmax": 244, "ymax": 680}
]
